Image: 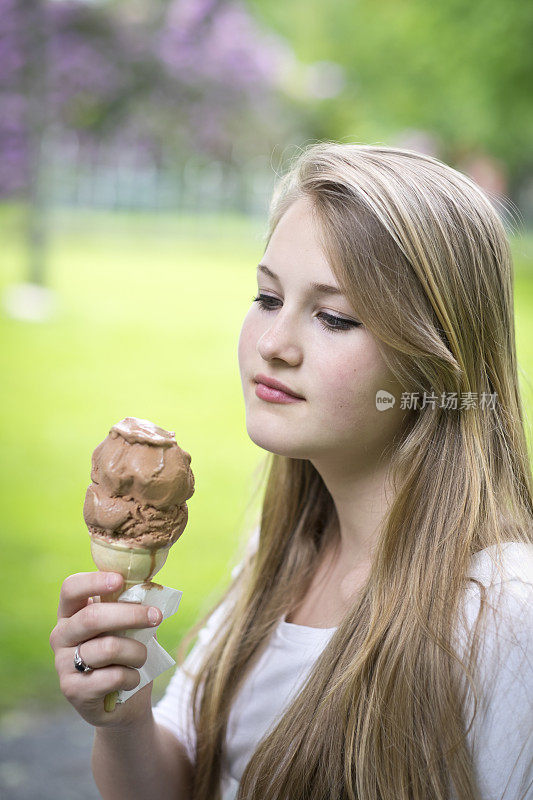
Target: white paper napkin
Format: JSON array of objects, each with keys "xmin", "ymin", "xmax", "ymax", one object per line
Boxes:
[{"xmin": 112, "ymin": 583, "xmax": 183, "ymax": 704}]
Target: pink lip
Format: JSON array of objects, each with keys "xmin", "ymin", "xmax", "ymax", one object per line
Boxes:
[
  {"xmin": 255, "ymin": 383, "xmax": 304, "ymax": 404},
  {"xmin": 253, "ymin": 374, "xmax": 305, "ymax": 404}
]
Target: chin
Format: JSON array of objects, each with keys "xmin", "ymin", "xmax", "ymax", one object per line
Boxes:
[{"xmin": 244, "ymin": 422, "xmax": 312, "ymax": 459}]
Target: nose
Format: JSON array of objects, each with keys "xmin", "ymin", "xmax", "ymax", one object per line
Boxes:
[{"xmin": 256, "ymin": 307, "xmax": 303, "ymax": 366}]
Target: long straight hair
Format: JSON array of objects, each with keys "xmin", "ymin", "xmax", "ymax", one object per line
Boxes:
[{"xmin": 178, "ymin": 143, "xmax": 533, "ymax": 799}]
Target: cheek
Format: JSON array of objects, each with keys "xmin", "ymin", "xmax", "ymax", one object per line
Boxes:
[
  {"xmin": 314, "ymin": 343, "xmax": 381, "ymax": 404},
  {"xmin": 312, "ymin": 341, "xmax": 395, "ymax": 433},
  {"xmin": 237, "ymin": 312, "xmax": 257, "ymax": 370}
]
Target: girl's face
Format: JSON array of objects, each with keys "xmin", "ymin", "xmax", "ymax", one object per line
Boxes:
[{"xmin": 238, "ymin": 197, "xmax": 407, "ymax": 468}]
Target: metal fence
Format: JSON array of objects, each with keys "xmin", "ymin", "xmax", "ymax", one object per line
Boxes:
[{"xmin": 42, "ymin": 135, "xmax": 278, "ymax": 216}]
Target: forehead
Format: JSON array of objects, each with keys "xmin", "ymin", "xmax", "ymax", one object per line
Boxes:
[
  {"xmin": 262, "ymin": 197, "xmax": 337, "ymax": 284},
  {"xmin": 257, "ymin": 262, "xmax": 345, "ymax": 297}
]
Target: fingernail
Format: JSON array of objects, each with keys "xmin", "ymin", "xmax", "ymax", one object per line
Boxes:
[
  {"xmin": 106, "ymin": 573, "xmax": 120, "ymax": 590},
  {"xmin": 148, "ymin": 607, "xmax": 161, "ymax": 625}
]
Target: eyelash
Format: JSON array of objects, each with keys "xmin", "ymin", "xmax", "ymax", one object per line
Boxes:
[{"xmin": 252, "ymin": 294, "xmax": 361, "ymax": 333}]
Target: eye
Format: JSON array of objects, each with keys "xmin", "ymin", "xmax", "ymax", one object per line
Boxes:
[{"xmin": 251, "ymin": 294, "xmax": 361, "ymax": 333}]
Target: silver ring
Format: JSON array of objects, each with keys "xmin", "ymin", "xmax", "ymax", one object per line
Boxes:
[{"xmin": 74, "ymin": 644, "xmax": 93, "ymax": 673}]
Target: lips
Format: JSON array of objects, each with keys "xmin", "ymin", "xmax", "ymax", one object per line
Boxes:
[{"xmin": 253, "ymin": 373, "xmax": 305, "ymax": 399}]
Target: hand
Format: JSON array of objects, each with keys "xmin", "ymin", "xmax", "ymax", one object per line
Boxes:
[{"xmin": 50, "ymin": 571, "xmax": 163, "ymax": 728}]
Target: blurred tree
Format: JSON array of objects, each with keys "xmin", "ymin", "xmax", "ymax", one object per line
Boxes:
[
  {"xmin": 249, "ymin": 0, "xmax": 533, "ymax": 183},
  {"xmin": 0, "ymin": 0, "xmax": 302, "ymax": 314},
  {"xmin": 24, "ymin": 0, "xmax": 48, "ymax": 288},
  {"xmin": 0, "ymin": 0, "xmax": 301, "ymax": 200}
]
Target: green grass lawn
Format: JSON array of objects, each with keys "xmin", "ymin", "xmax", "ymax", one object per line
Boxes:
[
  {"xmin": 0, "ymin": 205, "xmax": 270, "ymax": 713},
  {"xmin": 0, "ymin": 204, "xmax": 532, "ymax": 715}
]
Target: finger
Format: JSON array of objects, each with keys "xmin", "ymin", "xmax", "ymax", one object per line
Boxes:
[
  {"xmin": 62, "ymin": 665, "xmax": 141, "ymax": 704},
  {"xmin": 58, "ymin": 602, "xmax": 162, "ymax": 648},
  {"xmin": 67, "ymin": 637, "xmax": 148, "ymax": 671},
  {"xmin": 58, "ymin": 572, "xmax": 124, "ymax": 619}
]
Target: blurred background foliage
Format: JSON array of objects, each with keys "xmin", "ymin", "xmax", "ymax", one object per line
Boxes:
[
  {"xmin": 1, "ymin": 0, "xmax": 532, "ymax": 718},
  {"xmin": 3, "ymin": 0, "xmax": 533, "ymax": 214},
  {"xmin": 249, "ymin": 0, "xmax": 533, "ymax": 182}
]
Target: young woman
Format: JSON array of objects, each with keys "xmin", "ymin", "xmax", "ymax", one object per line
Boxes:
[{"xmin": 51, "ymin": 143, "xmax": 533, "ymax": 800}]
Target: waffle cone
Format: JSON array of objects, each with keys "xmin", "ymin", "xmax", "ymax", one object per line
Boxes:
[
  {"xmin": 90, "ymin": 537, "xmax": 172, "ymax": 713},
  {"xmin": 90, "ymin": 536, "xmax": 171, "ymax": 592}
]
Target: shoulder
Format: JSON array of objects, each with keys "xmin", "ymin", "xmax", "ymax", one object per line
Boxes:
[
  {"xmin": 458, "ymin": 542, "xmax": 532, "ymax": 691},
  {"xmin": 465, "ymin": 541, "xmax": 532, "ymax": 632},
  {"xmin": 467, "ymin": 541, "xmax": 533, "ymax": 587},
  {"xmin": 457, "ymin": 543, "xmax": 533, "ymax": 798},
  {"xmin": 456, "ymin": 542, "xmax": 532, "ymax": 672}
]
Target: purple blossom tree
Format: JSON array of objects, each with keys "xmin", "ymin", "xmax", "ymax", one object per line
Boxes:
[
  {"xmin": 0, "ymin": 0, "xmax": 299, "ymax": 306},
  {"xmin": 1, "ymin": 0, "xmax": 296, "ymax": 198}
]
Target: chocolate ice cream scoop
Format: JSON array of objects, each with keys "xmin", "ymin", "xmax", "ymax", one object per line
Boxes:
[{"xmin": 83, "ymin": 417, "xmax": 195, "ymax": 549}]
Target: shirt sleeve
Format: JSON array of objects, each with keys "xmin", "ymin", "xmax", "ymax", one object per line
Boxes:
[
  {"xmin": 152, "ymin": 590, "xmax": 235, "ymax": 764},
  {"xmin": 462, "ymin": 577, "xmax": 533, "ymax": 800},
  {"xmin": 152, "ymin": 526, "xmax": 259, "ymax": 764}
]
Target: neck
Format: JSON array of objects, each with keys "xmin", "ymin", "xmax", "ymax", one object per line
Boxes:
[{"xmin": 312, "ymin": 453, "xmax": 394, "ymax": 570}]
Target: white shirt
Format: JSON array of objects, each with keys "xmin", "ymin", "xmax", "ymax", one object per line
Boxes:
[{"xmin": 153, "ymin": 535, "xmax": 533, "ymax": 800}]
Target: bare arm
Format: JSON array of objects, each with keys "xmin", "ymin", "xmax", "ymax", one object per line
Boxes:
[{"xmin": 92, "ymin": 697, "xmax": 194, "ymax": 799}]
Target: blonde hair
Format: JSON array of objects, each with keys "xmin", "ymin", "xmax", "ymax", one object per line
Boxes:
[{"xmin": 179, "ymin": 142, "xmax": 533, "ymax": 799}]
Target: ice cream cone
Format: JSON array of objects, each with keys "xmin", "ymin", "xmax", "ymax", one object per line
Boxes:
[
  {"xmin": 91, "ymin": 538, "xmax": 172, "ymax": 599},
  {"xmin": 83, "ymin": 417, "xmax": 195, "ymax": 713},
  {"xmin": 91, "ymin": 538, "xmax": 172, "ymax": 711}
]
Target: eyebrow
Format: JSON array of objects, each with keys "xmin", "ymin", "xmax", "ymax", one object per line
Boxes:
[{"xmin": 257, "ymin": 264, "xmax": 345, "ymax": 296}]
